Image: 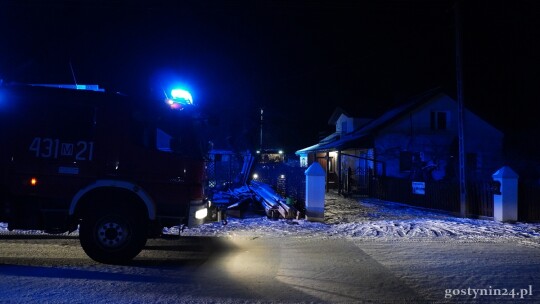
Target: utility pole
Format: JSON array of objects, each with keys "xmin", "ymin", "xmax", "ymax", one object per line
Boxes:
[
  {"xmin": 455, "ymin": 0, "xmax": 467, "ymax": 217},
  {"xmin": 259, "ymin": 107, "xmax": 264, "ymax": 150}
]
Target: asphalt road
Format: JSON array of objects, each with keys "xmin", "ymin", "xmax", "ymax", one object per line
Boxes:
[{"xmin": 0, "ymin": 235, "xmax": 539, "ymax": 303}]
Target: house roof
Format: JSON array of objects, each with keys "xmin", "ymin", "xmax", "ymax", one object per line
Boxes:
[
  {"xmin": 295, "ymin": 132, "xmax": 373, "ymax": 155},
  {"xmin": 327, "ymin": 107, "xmax": 349, "ymax": 125},
  {"xmin": 295, "ymin": 87, "xmax": 449, "ymax": 155}
]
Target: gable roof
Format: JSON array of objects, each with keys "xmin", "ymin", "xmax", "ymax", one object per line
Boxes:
[
  {"xmin": 295, "ymin": 88, "xmax": 454, "ymax": 155},
  {"xmin": 350, "ymin": 88, "xmax": 445, "ymax": 136},
  {"xmin": 327, "ymin": 107, "xmax": 349, "ymax": 125}
]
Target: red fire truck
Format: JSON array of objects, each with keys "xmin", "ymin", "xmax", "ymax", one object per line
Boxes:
[{"xmin": 0, "ymin": 82, "xmax": 220, "ymax": 264}]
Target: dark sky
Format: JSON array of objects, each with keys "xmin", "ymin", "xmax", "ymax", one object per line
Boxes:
[{"xmin": 1, "ymin": 0, "xmax": 539, "ymax": 153}]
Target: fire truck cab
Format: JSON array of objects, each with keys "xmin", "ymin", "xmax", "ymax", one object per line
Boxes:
[{"xmin": 0, "ymin": 83, "xmax": 217, "ymax": 264}]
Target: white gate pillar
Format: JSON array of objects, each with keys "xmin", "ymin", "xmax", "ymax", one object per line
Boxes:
[
  {"xmin": 305, "ymin": 162, "xmax": 326, "ymax": 222},
  {"xmin": 492, "ymin": 166, "xmax": 519, "ymax": 222}
]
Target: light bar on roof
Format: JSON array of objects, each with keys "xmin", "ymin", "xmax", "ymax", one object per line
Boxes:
[
  {"xmin": 166, "ymin": 88, "xmax": 193, "ymax": 110},
  {"xmin": 30, "ymin": 84, "xmax": 105, "ymax": 92},
  {"xmin": 170, "ymin": 88, "xmax": 193, "ymax": 104}
]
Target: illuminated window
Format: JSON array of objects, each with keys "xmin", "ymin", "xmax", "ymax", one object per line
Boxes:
[
  {"xmin": 300, "ymin": 156, "xmax": 308, "ymax": 167},
  {"xmin": 328, "ymin": 157, "xmax": 334, "ymax": 173}
]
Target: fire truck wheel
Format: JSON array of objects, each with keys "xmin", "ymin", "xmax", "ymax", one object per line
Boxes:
[{"xmin": 79, "ymin": 209, "xmax": 147, "ymax": 264}]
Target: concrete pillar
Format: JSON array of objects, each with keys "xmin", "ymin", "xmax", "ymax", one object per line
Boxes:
[
  {"xmin": 305, "ymin": 162, "xmax": 325, "ymax": 222},
  {"xmin": 492, "ymin": 166, "xmax": 519, "ymax": 222}
]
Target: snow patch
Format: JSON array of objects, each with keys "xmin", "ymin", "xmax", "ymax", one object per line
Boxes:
[{"xmin": 3, "ymin": 191, "xmax": 540, "ymax": 248}]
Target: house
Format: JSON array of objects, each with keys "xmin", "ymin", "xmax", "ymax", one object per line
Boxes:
[
  {"xmin": 256, "ymin": 148, "xmax": 286, "ymax": 164},
  {"xmin": 295, "ymin": 89, "xmax": 505, "ymax": 195}
]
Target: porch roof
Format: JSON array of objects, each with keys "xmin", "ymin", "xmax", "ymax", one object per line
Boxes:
[{"xmin": 295, "ymin": 132, "xmax": 372, "ymax": 155}]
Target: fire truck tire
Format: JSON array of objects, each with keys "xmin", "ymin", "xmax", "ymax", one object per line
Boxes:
[{"xmin": 79, "ymin": 208, "xmax": 147, "ymax": 264}]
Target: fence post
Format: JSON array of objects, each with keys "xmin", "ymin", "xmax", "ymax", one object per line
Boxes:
[
  {"xmin": 305, "ymin": 162, "xmax": 325, "ymax": 222},
  {"xmin": 492, "ymin": 166, "xmax": 519, "ymax": 222}
]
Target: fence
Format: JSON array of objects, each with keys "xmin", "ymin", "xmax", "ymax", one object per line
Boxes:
[
  {"xmin": 208, "ymin": 156, "xmax": 540, "ymax": 222},
  {"xmin": 518, "ymin": 180, "xmax": 540, "ymax": 222},
  {"xmin": 371, "ymin": 177, "xmax": 461, "ymax": 214},
  {"xmin": 369, "ymin": 176, "xmax": 540, "ymax": 222}
]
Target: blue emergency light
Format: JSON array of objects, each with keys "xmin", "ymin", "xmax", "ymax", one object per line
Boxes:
[{"xmin": 166, "ymin": 88, "xmax": 193, "ymax": 110}]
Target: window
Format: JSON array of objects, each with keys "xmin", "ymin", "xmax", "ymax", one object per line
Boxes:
[
  {"xmin": 214, "ymin": 154, "xmax": 222, "ymax": 162},
  {"xmin": 400, "ymin": 151, "xmax": 421, "ymax": 172},
  {"xmin": 300, "ymin": 156, "xmax": 308, "ymax": 167},
  {"xmin": 466, "ymin": 153, "xmax": 477, "ymax": 170},
  {"xmin": 430, "ymin": 111, "xmax": 448, "ymax": 130},
  {"xmin": 156, "ymin": 128, "xmax": 173, "ymax": 152},
  {"xmin": 130, "ymin": 120, "xmax": 154, "ymax": 149}
]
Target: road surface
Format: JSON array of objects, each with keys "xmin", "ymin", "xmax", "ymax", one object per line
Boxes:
[{"xmin": 1, "ymin": 234, "xmax": 539, "ymax": 303}]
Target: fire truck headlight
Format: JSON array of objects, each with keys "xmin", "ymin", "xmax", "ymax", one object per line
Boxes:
[{"xmin": 195, "ymin": 207, "xmax": 208, "ymax": 219}]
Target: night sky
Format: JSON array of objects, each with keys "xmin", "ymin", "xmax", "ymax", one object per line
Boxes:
[{"xmin": 1, "ymin": 0, "xmax": 539, "ymax": 154}]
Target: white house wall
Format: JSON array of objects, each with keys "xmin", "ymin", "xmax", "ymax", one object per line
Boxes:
[
  {"xmin": 336, "ymin": 114, "xmax": 373, "ymax": 135},
  {"xmin": 336, "ymin": 114, "xmax": 352, "ymax": 134},
  {"xmin": 374, "ymin": 94, "xmax": 504, "ymax": 180}
]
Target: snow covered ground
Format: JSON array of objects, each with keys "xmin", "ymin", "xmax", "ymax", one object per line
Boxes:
[
  {"xmin": 2, "ymin": 191, "xmax": 540, "ymax": 303},
  {"xmin": 2, "ymin": 190, "xmax": 540, "ymax": 249},
  {"xmin": 173, "ymin": 190, "xmax": 540, "ymax": 248}
]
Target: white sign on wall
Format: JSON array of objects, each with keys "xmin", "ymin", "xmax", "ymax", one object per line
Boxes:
[{"xmin": 412, "ymin": 181, "xmax": 425, "ymax": 195}]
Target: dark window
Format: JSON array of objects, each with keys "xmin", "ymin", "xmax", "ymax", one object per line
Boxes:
[
  {"xmin": 131, "ymin": 108, "xmax": 200, "ymax": 157},
  {"xmin": 400, "ymin": 151, "xmax": 422, "ymax": 172},
  {"xmin": 430, "ymin": 111, "xmax": 447, "ymax": 130},
  {"xmin": 130, "ymin": 119, "xmax": 155, "ymax": 149},
  {"xmin": 466, "ymin": 153, "xmax": 477, "ymax": 170},
  {"xmin": 400, "ymin": 151, "xmax": 413, "ymax": 171}
]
